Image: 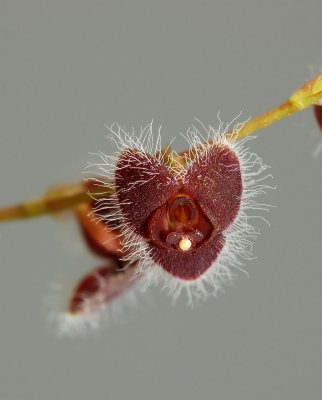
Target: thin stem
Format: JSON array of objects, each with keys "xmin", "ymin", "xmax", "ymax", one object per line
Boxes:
[
  {"xmin": 0, "ymin": 183, "xmax": 112, "ymax": 222},
  {"xmin": 236, "ymin": 74, "xmax": 322, "ymax": 139},
  {"xmin": 177, "ymin": 73, "xmax": 322, "ymax": 162},
  {"xmin": 232, "ymin": 100, "xmax": 297, "ymax": 139}
]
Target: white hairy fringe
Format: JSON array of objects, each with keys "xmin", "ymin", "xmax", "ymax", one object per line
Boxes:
[{"xmin": 85, "ymin": 118, "xmax": 273, "ymax": 307}]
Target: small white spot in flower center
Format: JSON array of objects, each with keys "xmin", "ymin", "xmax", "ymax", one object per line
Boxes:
[{"xmin": 178, "ymin": 238, "xmax": 192, "ymax": 251}]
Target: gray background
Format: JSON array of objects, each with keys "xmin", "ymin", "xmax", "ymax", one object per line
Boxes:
[{"xmin": 1, "ymin": 0, "xmax": 322, "ymax": 399}]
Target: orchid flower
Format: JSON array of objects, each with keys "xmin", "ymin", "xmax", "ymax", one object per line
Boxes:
[{"xmin": 1, "ymin": 74, "xmax": 322, "ymax": 335}]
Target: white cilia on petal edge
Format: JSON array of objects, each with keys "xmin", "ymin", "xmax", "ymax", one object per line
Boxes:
[{"xmin": 85, "ymin": 118, "xmax": 273, "ymax": 306}]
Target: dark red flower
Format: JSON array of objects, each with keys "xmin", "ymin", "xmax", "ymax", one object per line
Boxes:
[
  {"xmin": 115, "ymin": 144, "xmax": 242, "ymax": 280},
  {"xmin": 47, "ymin": 123, "xmax": 270, "ymax": 335},
  {"xmin": 88, "ymin": 122, "xmax": 269, "ymax": 303}
]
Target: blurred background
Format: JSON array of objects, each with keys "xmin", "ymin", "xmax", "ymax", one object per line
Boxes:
[{"xmin": 1, "ymin": 1, "xmax": 322, "ymax": 399}]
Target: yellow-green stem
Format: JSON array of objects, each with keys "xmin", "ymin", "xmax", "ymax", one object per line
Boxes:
[{"xmin": 0, "ymin": 184, "xmax": 112, "ymax": 222}]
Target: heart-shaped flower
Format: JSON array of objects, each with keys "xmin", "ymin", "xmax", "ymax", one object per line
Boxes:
[
  {"xmin": 89, "ymin": 121, "xmax": 270, "ymax": 303},
  {"xmin": 115, "ymin": 144, "xmax": 241, "ymax": 280}
]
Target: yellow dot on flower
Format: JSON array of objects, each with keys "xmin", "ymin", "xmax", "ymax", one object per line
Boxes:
[{"xmin": 178, "ymin": 238, "xmax": 192, "ymax": 251}]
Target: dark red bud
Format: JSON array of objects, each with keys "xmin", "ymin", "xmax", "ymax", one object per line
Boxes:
[
  {"xmin": 314, "ymin": 105, "xmax": 322, "ymax": 132},
  {"xmin": 75, "ymin": 204, "xmax": 123, "ymax": 258},
  {"xmin": 68, "ymin": 261, "xmax": 138, "ymax": 315}
]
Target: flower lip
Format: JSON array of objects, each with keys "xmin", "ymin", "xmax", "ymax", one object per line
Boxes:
[{"xmin": 146, "ymin": 193, "xmax": 215, "ymax": 253}]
